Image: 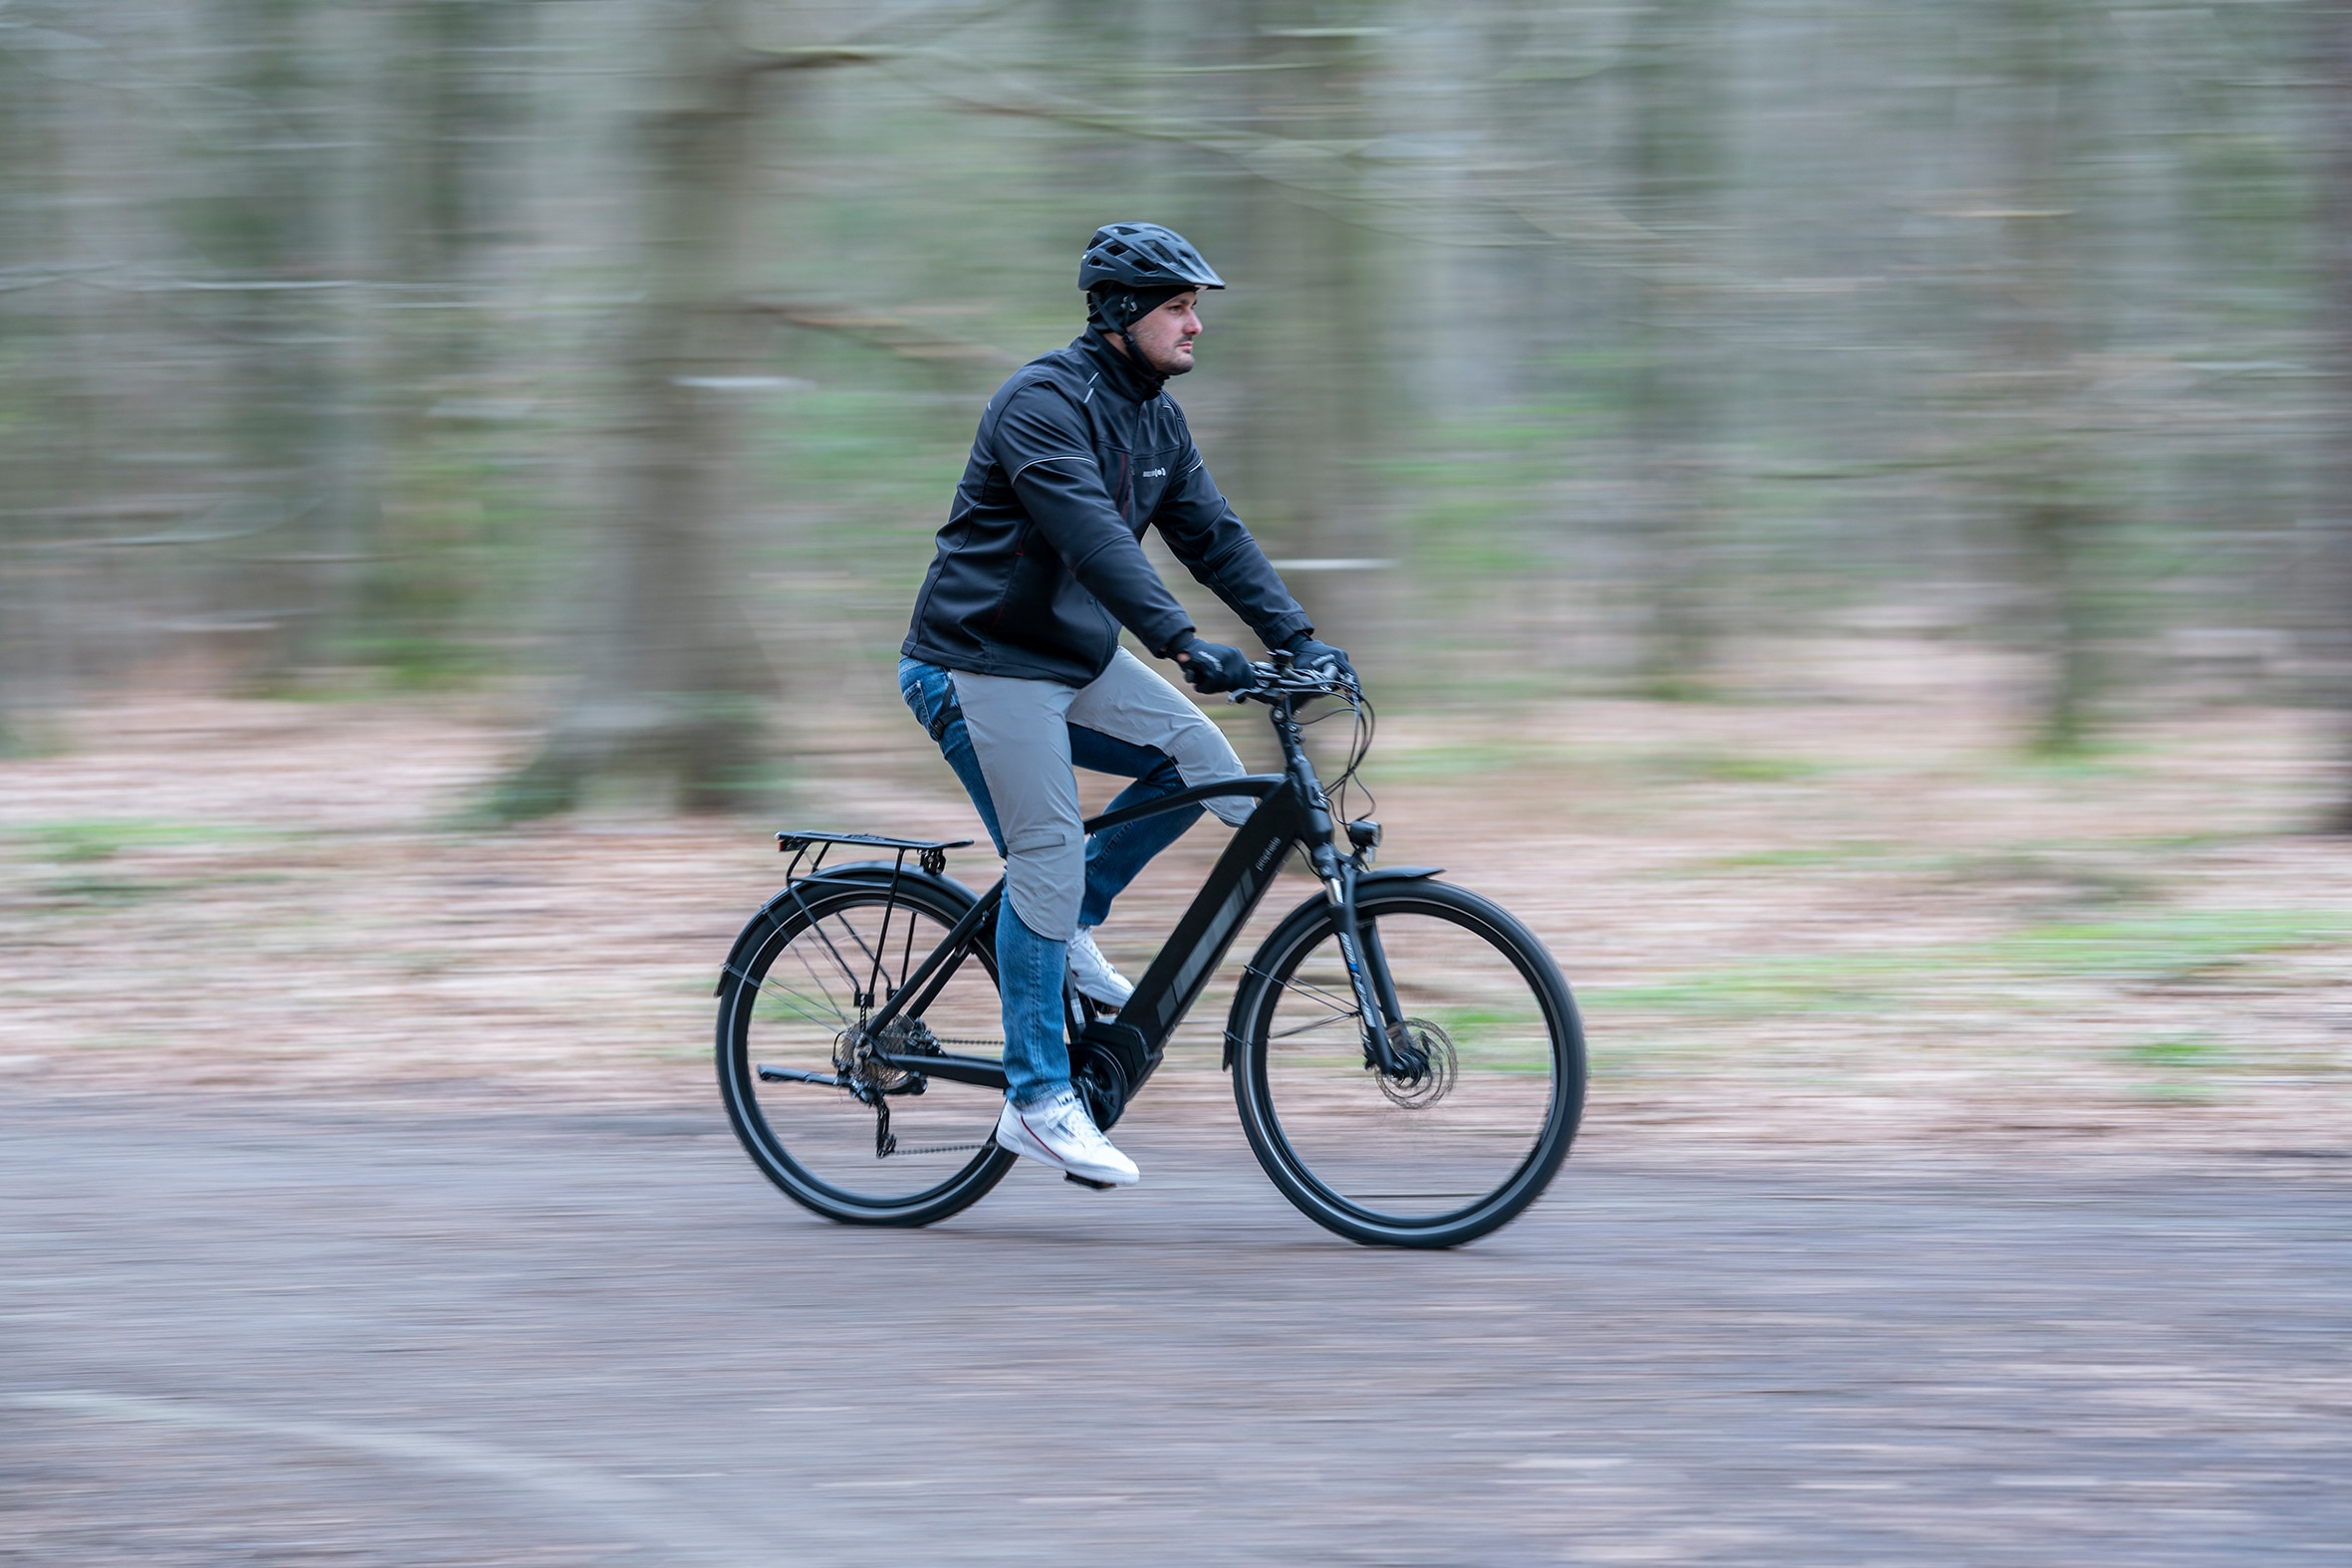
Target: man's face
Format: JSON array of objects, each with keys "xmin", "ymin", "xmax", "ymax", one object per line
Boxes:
[{"xmin": 1124, "ymin": 291, "xmax": 1202, "ymax": 375}]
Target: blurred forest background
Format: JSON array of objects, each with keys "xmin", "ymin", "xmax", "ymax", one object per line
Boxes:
[{"xmin": 5, "ymin": 0, "xmax": 2352, "ymax": 822}]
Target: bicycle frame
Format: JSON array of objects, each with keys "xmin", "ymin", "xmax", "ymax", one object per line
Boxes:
[{"xmin": 854, "ymin": 683, "xmax": 1416, "ymax": 1099}]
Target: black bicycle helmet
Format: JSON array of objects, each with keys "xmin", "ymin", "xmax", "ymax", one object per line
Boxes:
[
  {"xmin": 1078, "ymin": 222, "xmax": 1226, "ymax": 294},
  {"xmin": 1080, "ymin": 223, "xmax": 1225, "ymax": 342}
]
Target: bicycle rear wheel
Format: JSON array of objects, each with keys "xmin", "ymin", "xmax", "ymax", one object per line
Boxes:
[
  {"xmin": 1230, "ymin": 878, "xmax": 1584, "ymax": 1248},
  {"xmin": 717, "ymin": 877, "xmax": 1015, "ymax": 1227}
]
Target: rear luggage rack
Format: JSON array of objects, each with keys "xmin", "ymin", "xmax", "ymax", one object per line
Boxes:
[{"xmin": 776, "ymin": 829, "xmax": 973, "ymax": 879}]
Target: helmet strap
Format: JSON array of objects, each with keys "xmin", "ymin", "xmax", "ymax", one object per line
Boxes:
[{"xmin": 1089, "ymin": 284, "xmax": 1189, "ymax": 363}]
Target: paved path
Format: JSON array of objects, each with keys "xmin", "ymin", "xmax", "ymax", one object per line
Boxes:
[{"xmin": 3, "ymin": 1092, "xmax": 2345, "ymax": 1565}]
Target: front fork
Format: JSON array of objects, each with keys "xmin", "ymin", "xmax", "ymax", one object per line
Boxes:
[
  {"xmin": 1314, "ymin": 847, "xmax": 1422, "ymax": 1083},
  {"xmin": 1279, "ymin": 690, "xmax": 1422, "ymax": 1084}
]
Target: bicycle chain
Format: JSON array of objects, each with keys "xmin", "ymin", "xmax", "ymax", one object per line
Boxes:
[
  {"xmin": 882, "ymin": 1035, "xmax": 998, "ymax": 1157},
  {"xmin": 854, "ymin": 1028, "xmax": 1002, "ymax": 1160}
]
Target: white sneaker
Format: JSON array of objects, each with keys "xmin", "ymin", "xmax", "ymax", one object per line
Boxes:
[
  {"xmin": 1067, "ymin": 927, "xmax": 1134, "ymax": 1008},
  {"xmin": 994, "ymin": 1088, "xmax": 1140, "ymax": 1186}
]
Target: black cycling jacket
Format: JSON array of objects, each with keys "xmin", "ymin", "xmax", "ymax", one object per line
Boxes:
[{"xmin": 901, "ymin": 332, "xmax": 1311, "ymax": 687}]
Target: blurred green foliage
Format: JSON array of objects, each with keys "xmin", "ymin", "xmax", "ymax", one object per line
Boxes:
[
  {"xmin": 1592, "ymin": 906, "xmax": 2350, "ymax": 1022},
  {"xmin": 2, "ymin": 0, "xmax": 2347, "ymax": 794}
]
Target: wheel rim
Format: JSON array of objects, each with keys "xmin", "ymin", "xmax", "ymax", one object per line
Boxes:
[
  {"xmin": 728, "ymin": 891, "xmax": 1007, "ymax": 1211},
  {"xmin": 1249, "ymin": 896, "xmax": 1573, "ymax": 1231}
]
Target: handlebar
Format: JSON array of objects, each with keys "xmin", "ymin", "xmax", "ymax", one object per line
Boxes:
[{"xmin": 1228, "ymin": 656, "xmax": 1360, "ymax": 705}]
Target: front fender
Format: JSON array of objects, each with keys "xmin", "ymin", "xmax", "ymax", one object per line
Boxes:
[
  {"xmin": 1219, "ymin": 867, "xmax": 1444, "ymax": 1067},
  {"xmin": 714, "ymin": 861, "xmax": 981, "ymax": 996},
  {"xmin": 1356, "ymin": 864, "xmax": 1444, "ymax": 886}
]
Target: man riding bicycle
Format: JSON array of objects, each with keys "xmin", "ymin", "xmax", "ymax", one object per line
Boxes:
[{"xmin": 898, "ymin": 222, "xmax": 1351, "ymax": 1189}]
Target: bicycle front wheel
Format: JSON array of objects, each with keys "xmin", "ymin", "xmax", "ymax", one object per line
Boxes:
[
  {"xmin": 1230, "ymin": 878, "xmax": 1584, "ymax": 1248},
  {"xmin": 718, "ymin": 878, "xmax": 1015, "ymax": 1227}
]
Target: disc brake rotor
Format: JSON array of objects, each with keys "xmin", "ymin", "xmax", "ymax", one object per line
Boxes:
[{"xmin": 1377, "ymin": 1017, "xmax": 1456, "ymax": 1109}]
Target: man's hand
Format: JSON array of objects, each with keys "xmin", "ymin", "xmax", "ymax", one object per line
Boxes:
[
  {"xmin": 1284, "ymin": 631, "xmax": 1356, "ymax": 685},
  {"xmin": 1166, "ymin": 633, "xmax": 1258, "ymax": 694}
]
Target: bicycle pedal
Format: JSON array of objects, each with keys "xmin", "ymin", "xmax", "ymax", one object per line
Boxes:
[{"xmin": 1062, "ymin": 1172, "xmax": 1116, "ymax": 1191}]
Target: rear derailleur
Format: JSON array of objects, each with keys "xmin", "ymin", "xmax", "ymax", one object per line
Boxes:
[{"xmin": 834, "ymin": 1016, "xmax": 941, "ymax": 1159}]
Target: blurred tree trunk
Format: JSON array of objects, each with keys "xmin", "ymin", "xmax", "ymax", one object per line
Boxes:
[
  {"xmin": 1994, "ymin": 0, "xmax": 2112, "ymax": 754},
  {"xmin": 0, "ymin": 20, "xmax": 69, "ymax": 745},
  {"xmin": 2320, "ymin": 2, "xmax": 2352, "ymax": 831},
  {"xmin": 1619, "ymin": 0, "xmax": 1725, "ymax": 699},
  {"xmin": 189, "ymin": 0, "xmax": 375, "ymax": 681},
  {"xmin": 400, "ymin": 0, "xmax": 527, "ymax": 322},
  {"xmin": 1217, "ymin": 6, "xmax": 1384, "ymax": 650},
  {"xmin": 495, "ymin": 1, "xmax": 772, "ymax": 816},
  {"xmin": 359, "ymin": 0, "xmax": 535, "ymax": 678}
]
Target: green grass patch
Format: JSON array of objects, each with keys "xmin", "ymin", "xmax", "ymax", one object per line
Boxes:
[
  {"xmin": 1996, "ymin": 744, "xmax": 2155, "ymax": 784},
  {"xmin": 1993, "ymin": 909, "xmax": 2352, "ymax": 984},
  {"xmin": 2121, "ymin": 1033, "xmax": 2227, "ymax": 1068},
  {"xmin": 31, "ymin": 875, "xmax": 169, "ymax": 907},
  {"xmin": 4, "ymin": 822, "xmax": 292, "ymax": 910},
  {"xmin": 1588, "ymin": 908, "xmax": 2351, "ymax": 1023},
  {"xmin": 8, "ymin": 821, "xmax": 258, "ymax": 864},
  {"xmin": 2122, "ymin": 1036, "xmax": 2235, "ymax": 1103},
  {"xmin": 1590, "ymin": 951, "xmax": 1924, "ymax": 1017},
  {"xmin": 1642, "ymin": 751, "xmax": 1833, "ymax": 785},
  {"xmin": 1697, "ymin": 841, "xmax": 1900, "ymax": 872},
  {"xmin": 1370, "ymin": 738, "xmax": 1567, "ymax": 782},
  {"xmin": 1430, "ymin": 1006, "xmax": 1555, "ymax": 1073}
]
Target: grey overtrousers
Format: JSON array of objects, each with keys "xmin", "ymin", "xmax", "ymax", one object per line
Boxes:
[{"xmin": 950, "ymin": 649, "xmax": 1251, "ymax": 940}]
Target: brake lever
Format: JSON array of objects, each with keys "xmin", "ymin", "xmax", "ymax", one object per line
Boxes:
[
  {"xmin": 1226, "ymin": 661, "xmax": 1277, "ymax": 702},
  {"xmin": 1229, "ymin": 663, "xmax": 1360, "ymax": 703}
]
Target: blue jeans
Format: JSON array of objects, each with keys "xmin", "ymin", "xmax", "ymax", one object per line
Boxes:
[{"xmin": 899, "ymin": 657, "xmax": 1202, "ymax": 1103}]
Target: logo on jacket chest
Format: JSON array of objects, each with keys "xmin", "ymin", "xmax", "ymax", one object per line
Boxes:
[{"xmin": 1142, "ymin": 467, "xmax": 1168, "ymax": 479}]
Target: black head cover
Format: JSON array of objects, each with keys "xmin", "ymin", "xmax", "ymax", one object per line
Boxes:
[{"xmin": 1078, "ymin": 223, "xmax": 1226, "ymax": 293}]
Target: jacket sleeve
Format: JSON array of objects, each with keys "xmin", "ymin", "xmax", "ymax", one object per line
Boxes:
[
  {"xmin": 997, "ymin": 384, "xmax": 1198, "ymax": 657},
  {"xmin": 1148, "ymin": 445, "xmax": 1313, "ymax": 649}
]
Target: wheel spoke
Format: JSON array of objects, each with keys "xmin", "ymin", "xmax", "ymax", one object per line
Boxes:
[
  {"xmin": 1266, "ymin": 1010, "xmax": 1357, "ymax": 1043},
  {"xmin": 823, "ymin": 909, "xmax": 892, "ymax": 988},
  {"xmin": 789, "ymin": 935, "xmax": 856, "ymax": 1024},
  {"xmin": 748, "ymin": 976, "xmax": 851, "ymax": 1032},
  {"xmin": 1270, "ymin": 972, "xmax": 1357, "ymax": 1017},
  {"xmin": 789, "ymin": 904, "xmax": 868, "ymax": 1010}
]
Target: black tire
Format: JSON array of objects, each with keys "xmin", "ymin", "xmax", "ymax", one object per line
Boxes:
[
  {"xmin": 1229, "ymin": 878, "xmax": 1584, "ymax": 1248},
  {"xmin": 718, "ymin": 876, "xmax": 1016, "ymax": 1227}
]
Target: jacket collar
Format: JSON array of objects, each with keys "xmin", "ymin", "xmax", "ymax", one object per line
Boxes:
[{"xmin": 1073, "ymin": 330, "xmax": 1167, "ymax": 404}]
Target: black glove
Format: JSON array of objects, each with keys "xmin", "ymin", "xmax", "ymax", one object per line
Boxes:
[
  {"xmin": 1284, "ymin": 631, "xmax": 1356, "ymax": 685},
  {"xmin": 1165, "ymin": 632, "xmax": 1258, "ymax": 694}
]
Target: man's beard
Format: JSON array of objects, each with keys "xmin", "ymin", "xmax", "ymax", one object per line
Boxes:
[{"xmin": 1143, "ymin": 341, "xmax": 1195, "ymax": 376}]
